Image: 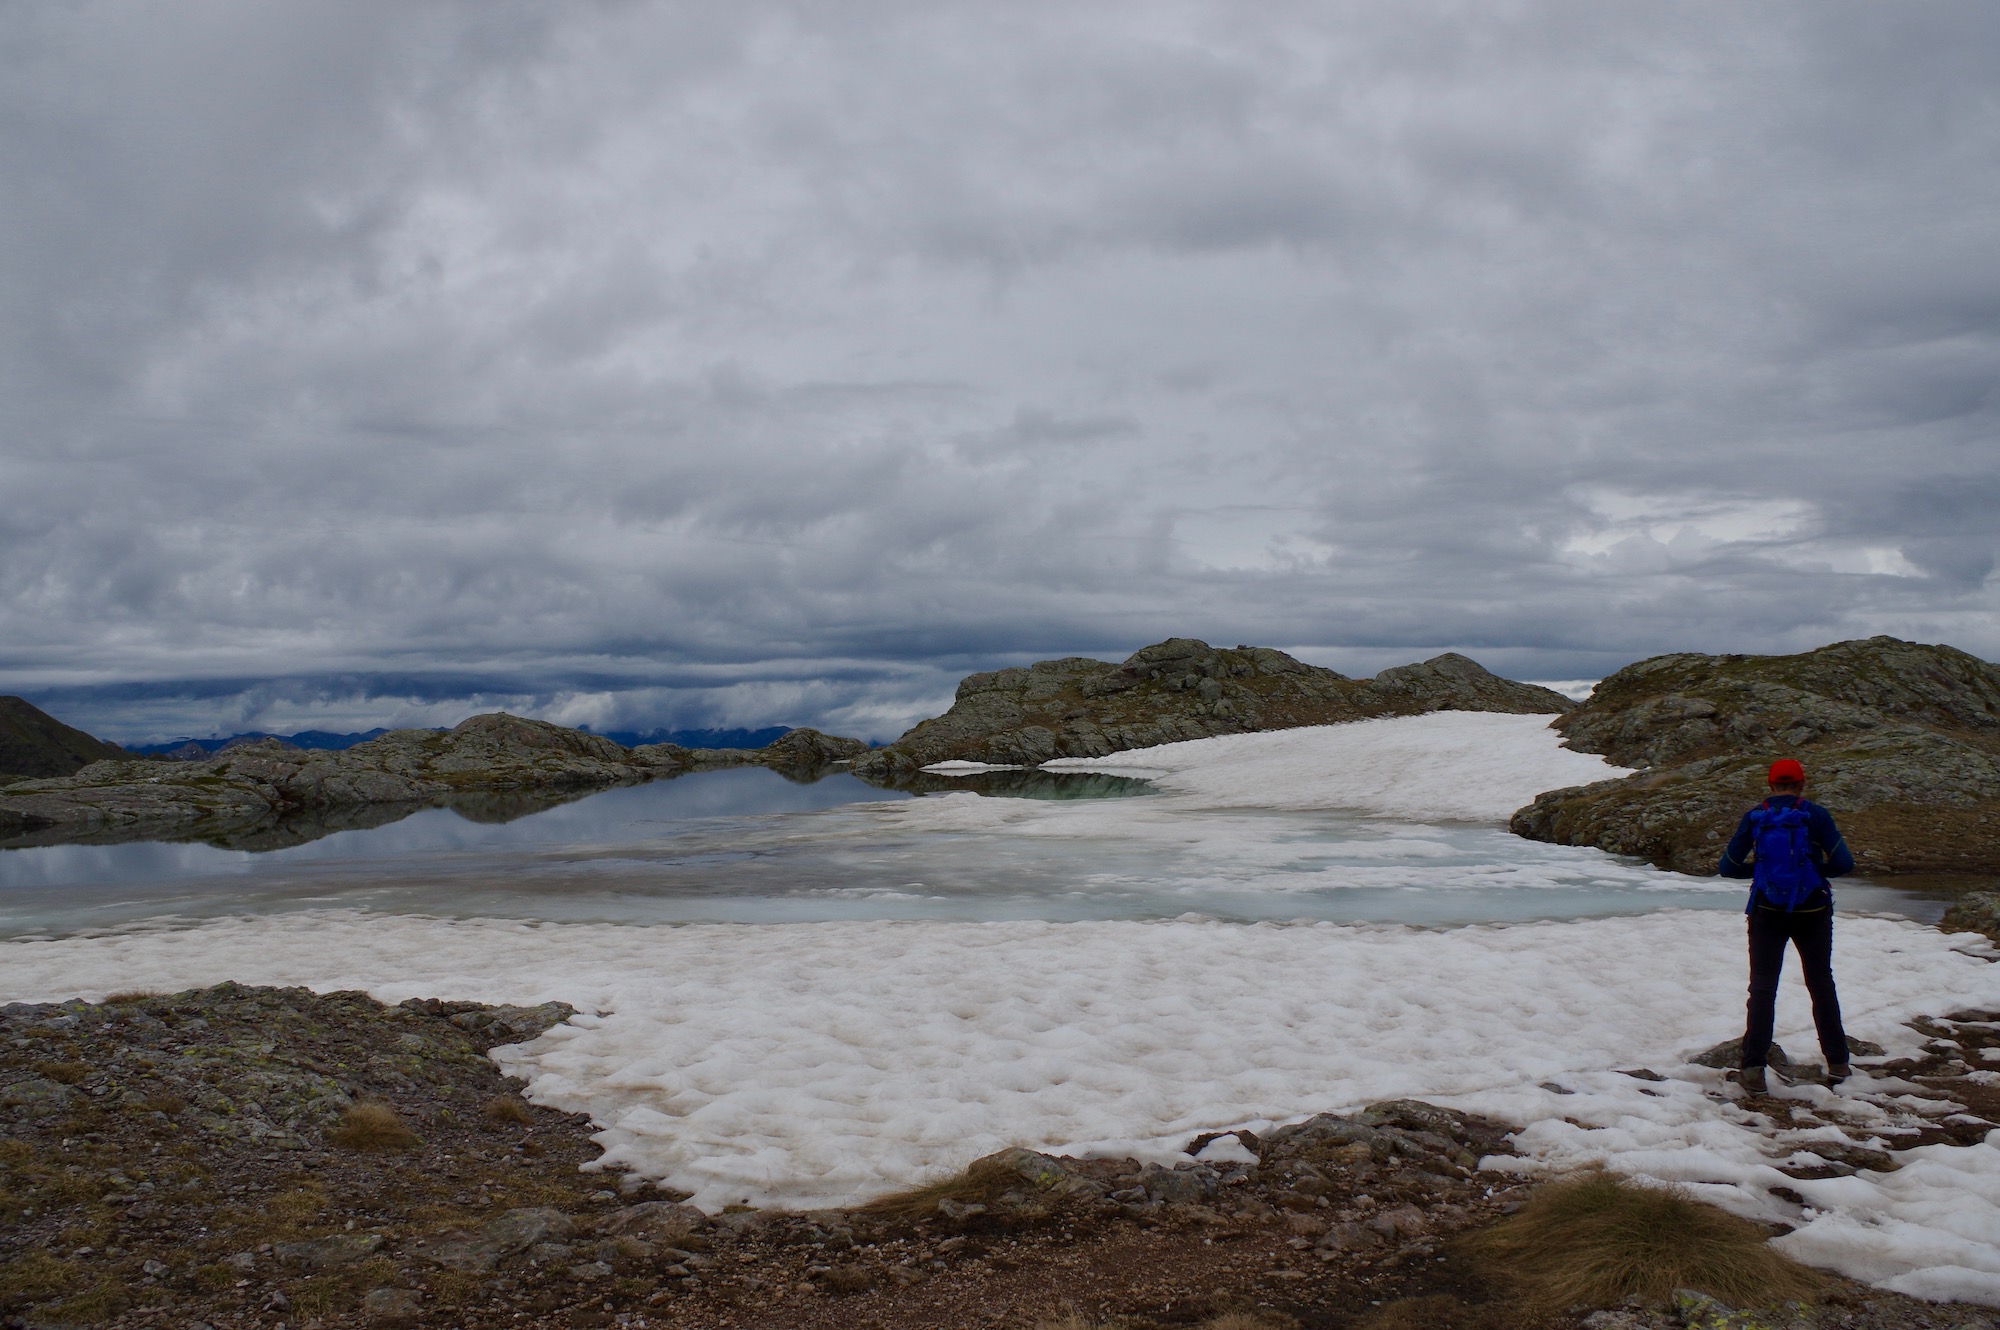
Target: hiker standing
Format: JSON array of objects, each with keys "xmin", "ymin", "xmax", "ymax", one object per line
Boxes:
[{"xmin": 1717, "ymin": 758, "xmax": 1855, "ymax": 1094}]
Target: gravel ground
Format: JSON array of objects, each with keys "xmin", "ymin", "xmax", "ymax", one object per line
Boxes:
[{"xmin": 2, "ymin": 985, "xmax": 1995, "ymax": 1330}]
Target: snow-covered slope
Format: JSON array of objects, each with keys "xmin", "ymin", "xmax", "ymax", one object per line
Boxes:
[{"xmin": 1040, "ymin": 710, "xmax": 1627, "ymax": 822}]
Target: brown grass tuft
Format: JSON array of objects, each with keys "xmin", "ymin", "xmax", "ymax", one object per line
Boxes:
[
  {"xmin": 42, "ymin": 1279, "xmax": 128, "ymax": 1324},
  {"xmin": 269, "ymin": 1183, "xmax": 330, "ymax": 1227},
  {"xmin": 819, "ymin": 1264, "xmax": 879, "ymax": 1294},
  {"xmin": 327, "ymin": 1101, "xmax": 423, "ymax": 1151},
  {"xmin": 286, "ymin": 1276, "xmax": 343, "ymax": 1319},
  {"xmin": 482, "ymin": 1095, "xmax": 535, "ymax": 1126},
  {"xmin": 102, "ymin": 990, "xmax": 159, "ymax": 1005},
  {"xmin": 31, "ymin": 1060, "xmax": 92, "ymax": 1085},
  {"xmin": 0, "ymin": 1250, "xmax": 82, "ymax": 1301},
  {"xmin": 130, "ymin": 1091, "xmax": 186, "ymax": 1115},
  {"xmin": 1463, "ymin": 1171, "xmax": 1823, "ymax": 1310},
  {"xmin": 858, "ymin": 1155, "xmax": 1028, "ymax": 1219}
]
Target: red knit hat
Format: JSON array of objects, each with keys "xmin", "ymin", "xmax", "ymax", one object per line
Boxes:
[{"xmin": 1768, "ymin": 758, "xmax": 1805, "ymax": 785}]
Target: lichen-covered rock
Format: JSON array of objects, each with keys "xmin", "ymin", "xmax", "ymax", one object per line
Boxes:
[
  {"xmin": 1941, "ymin": 890, "xmax": 2000, "ymax": 943},
  {"xmin": 273, "ymin": 1231, "xmax": 385, "ymax": 1271},
  {"xmin": 853, "ymin": 638, "xmax": 1571, "ymax": 774},
  {"xmin": 1512, "ymin": 637, "xmax": 2000, "ymax": 877},
  {"xmin": 1671, "ymin": 1288, "xmax": 1818, "ymax": 1330},
  {"xmin": 1256, "ymin": 1100, "xmax": 1496, "ymax": 1184},
  {"xmin": 424, "ymin": 1207, "xmax": 577, "ymax": 1272},
  {"xmin": 756, "ymin": 727, "xmax": 872, "ymax": 771}
]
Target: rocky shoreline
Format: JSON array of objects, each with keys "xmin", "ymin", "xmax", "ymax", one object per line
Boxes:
[
  {"xmin": 0, "ymin": 718, "xmax": 867, "ymax": 852},
  {"xmin": 1512, "ymin": 637, "xmax": 2000, "ymax": 887},
  {"xmin": 4, "ymin": 985, "xmax": 1997, "ymax": 1330}
]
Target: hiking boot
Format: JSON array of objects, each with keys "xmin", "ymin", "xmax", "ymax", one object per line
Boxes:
[
  {"xmin": 1826, "ymin": 1062, "xmax": 1852, "ymax": 1086},
  {"xmin": 1738, "ymin": 1066, "xmax": 1768, "ymax": 1095}
]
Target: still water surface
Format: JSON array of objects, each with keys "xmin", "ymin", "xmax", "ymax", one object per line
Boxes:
[{"xmin": 0, "ymin": 767, "xmax": 1944, "ymax": 937}]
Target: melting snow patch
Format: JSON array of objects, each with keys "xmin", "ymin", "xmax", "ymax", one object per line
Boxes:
[
  {"xmin": 1044, "ymin": 711, "xmax": 1631, "ymax": 822},
  {"xmin": 6, "ymin": 906, "xmax": 2000, "ymax": 1301}
]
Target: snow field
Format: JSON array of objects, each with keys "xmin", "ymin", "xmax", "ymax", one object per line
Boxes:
[
  {"xmin": 6, "ymin": 908, "xmax": 1998, "ymax": 1300},
  {"xmin": 1037, "ymin": 710, "xmax": 1632, "ymax": 821}
]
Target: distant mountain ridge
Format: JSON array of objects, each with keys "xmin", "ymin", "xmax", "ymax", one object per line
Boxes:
[
  {"xmin": 127, "ymin": 724, "xmax": 795, "ymax": 759},
  {"xmin": 128, "ymin": 729, "xmax": 402, "ymax": 759}
]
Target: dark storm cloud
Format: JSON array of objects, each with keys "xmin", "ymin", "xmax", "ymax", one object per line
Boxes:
[{"xmin": 1, "ymin": 0, "xmax": 1995, "ymax": 742}]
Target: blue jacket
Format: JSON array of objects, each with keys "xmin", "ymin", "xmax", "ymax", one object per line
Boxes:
[{"xmin": 1717, "ymin": 794, "xmax": 1854, "ymax": 913}]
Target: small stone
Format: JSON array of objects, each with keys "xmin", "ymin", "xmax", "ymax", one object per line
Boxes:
[
  {"xmin": 0, "ymin": 1077, "xmax": 75, "ymax": 1116},
  {"xmin": 361, "ymin": 1287, "xmax": 422, "ymax": 1319},
  {"xmin": 272, "ymin": 1232, "xmax": 383, "ymax": 1272},
  {"xmin": 1316, "ymin": 1222, "xmax": 1382, "ymax": 1252}
]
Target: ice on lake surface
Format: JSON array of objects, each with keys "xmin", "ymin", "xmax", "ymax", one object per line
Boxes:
[{"xmin": 0, "ymin": 713, "xmax": 1945, "ymax": 936}]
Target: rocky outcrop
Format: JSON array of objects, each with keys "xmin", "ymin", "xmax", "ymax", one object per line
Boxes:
[
  {"xmin": 853, "ymin": 638, "xmax": 1571, "ymax": 776},
  {"xmin": 0, "ymin": 715, "xmax": 873, "ymax": 850},
  {"xmin": 631, "ymin": 726, "xmax": 870, "ymax": 780},
  {"xmin": 0, "ymin": 695, "xmax": 129, "ymax": 778},
  {"xmin": 1941, "ymin": 890, "xmax": 2000, "ymax": 943},
  {"xmin": 1510, "ymin": 637, "xmax": 2000, "ymax": 876}
]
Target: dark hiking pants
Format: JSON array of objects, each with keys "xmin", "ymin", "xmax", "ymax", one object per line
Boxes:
[{"xmin": 1741, "ymin": 904, "xmax": 1849, "ymax": 1070}]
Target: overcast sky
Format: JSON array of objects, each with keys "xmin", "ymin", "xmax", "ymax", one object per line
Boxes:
[{"xmin": 3, "ymin": 1, "xmax": 1996, "ymax": 743}]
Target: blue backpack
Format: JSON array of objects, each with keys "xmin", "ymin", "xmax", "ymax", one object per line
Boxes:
[{"xmin": 1749, "ymin": 801, "xmax": 1818, "ymax": 910}]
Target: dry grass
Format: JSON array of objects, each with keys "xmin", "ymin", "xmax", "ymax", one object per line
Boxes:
[
  {"xmin": 819, "ymin": 1264, "xmax": 879, "ymax": 1294},
  {"xmin": 30, "ymin": 1060, "xmax": 91, "ymax": 1085},
  {"xmin": 102, "ymin": 990, "xmax": 160, "ymax": 1004},
  {"xmin": 38, "ymin": 1170, "xmax": 114, "ymax": 1204},
  {"xmin": 268, "ymin": 1183, "xmax": 331, "ymax": 1226},
  {"xmin": 858, "ymin": 1154, "xmax": 1030, "ymax": 1219},
  {"xmin": 482, "ymin": 1094, "xmax": 535, "ymax": 1126},
  {"xmin": 1463, "ymin": 1171, "xmax": 1823, "ymax": 1310},
  {"xmin": 327, "ymin": 1101, "xmax": 423, "ymax": 1151},
  {"xmin": 286, "ymin": 1275, "xmax": 343, "ymax": 1319},
  {"xmin": 41, "ymin": 1279, "xmax": 127, "ymax": 1324},
  {"xmin": 426, "ymin": 1268, "xmax": 485, "ymax": 1308},
  {"xmin": 0, "ymin": 1250, "xmax": 82, "ymax": 1301},
  {"xmin": 137, "ymin": 1092, "xmax": 187, "ymax": 1114}
]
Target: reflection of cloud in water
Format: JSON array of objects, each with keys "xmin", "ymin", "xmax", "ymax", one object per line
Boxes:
[{"xmin": 0, "ymin": 722, "xmax": 1952, "ymax": 936}]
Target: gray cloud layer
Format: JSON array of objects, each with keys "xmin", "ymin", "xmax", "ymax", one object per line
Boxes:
[{"xmin": 3, "ymin": 1, "xmax": 1996, "ymax": 741}]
